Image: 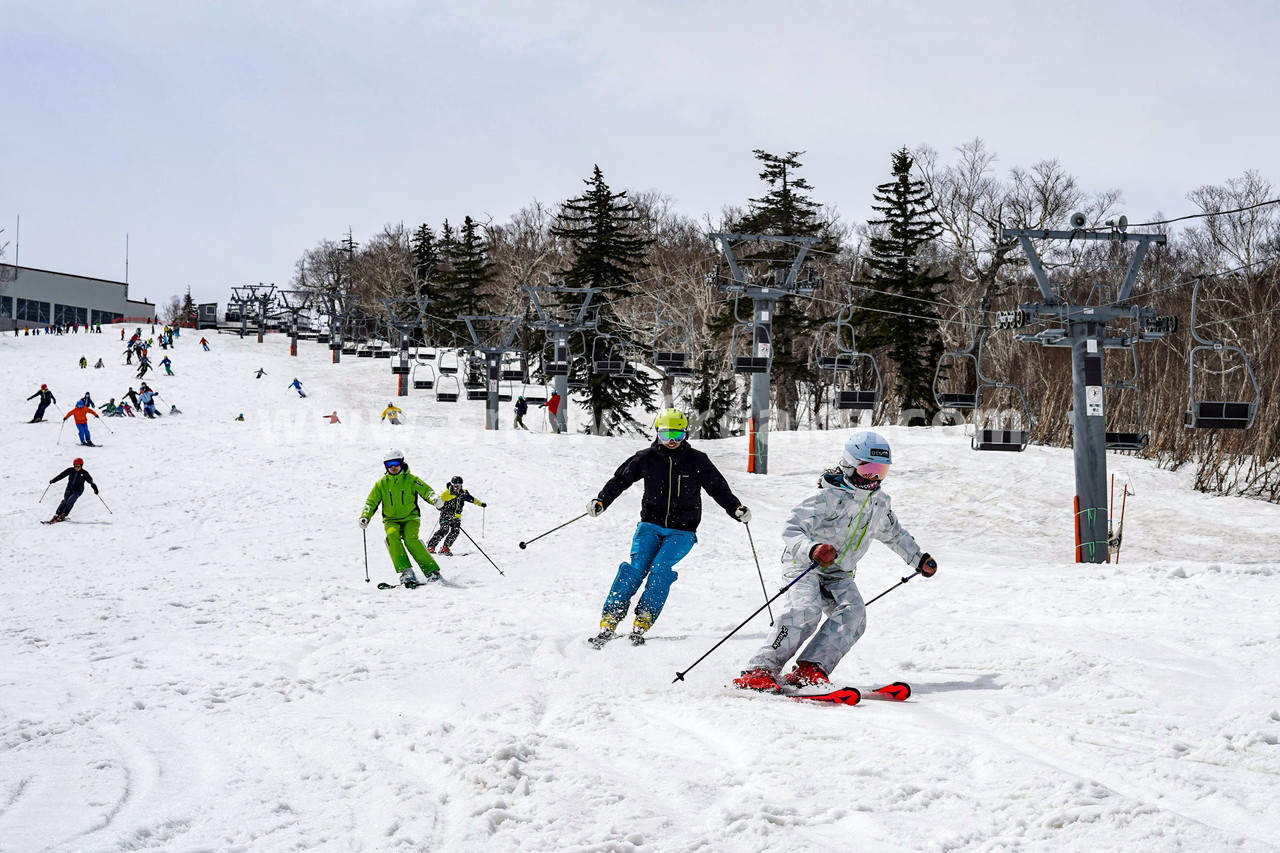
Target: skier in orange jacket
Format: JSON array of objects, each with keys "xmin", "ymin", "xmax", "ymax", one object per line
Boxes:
[{"xmin": 63, "ymin": 401, "xmax": 101, "ymax": 446}]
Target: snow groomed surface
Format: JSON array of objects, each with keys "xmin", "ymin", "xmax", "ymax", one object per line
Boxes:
[{"xmin": 2, "ymin": 330, "xmax": 1278, "ymax": 852}]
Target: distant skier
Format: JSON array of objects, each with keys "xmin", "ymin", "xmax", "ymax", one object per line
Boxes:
[
  {"xmin": 160, "ymin": 356, "xmax": 174, "ymax": 375},
  {"xmin": 288, "ymin": 378, "xmax": 306, "ymax": 398},
  {"xmin": 123, "ymin": 387, "xmax": 141, "ymax": 411},
  {"xmin": 546, "ymin": 392, "xmax": 562, "ymax": 434},
  {"xmin": 359, "ymin": 450, "xmax": 445, "ymax": 588},
  {"xmin": 427, "ymin": 476, "xmax": 486, "ymax": 556},
  {"xmin": 79, "ymin": 356, "xmax": 87, "ymax": 369},
  {"xmin": 585, "ymin": 409, "xmax": 751, "ymax": 648},
  {"xmin": 732, "ymin": 431, "xmax": 938, "ymax": 693},
  {"xmin": 27, "ymin": 384, "xmax": 56, "ymax": 422},
  {"xmin": 199, "ymin": 337, "xmax": 210, "ymax": 351},
  {"xmin": 255, "ymin": 368, "xmax": 267, "ymax": 379},
  {"xmin": 137, "ymin": 356, "xmax": 151, "ymax": 379},
  {"xmin": 513, "ymin": 396, "xmax": 530, "ymax": 430},
  {"xmin": 46, "ymin": 458, "xmax": 98, "ymax": 524},
  {"xmin": 63, "ymin": 401, "xmax": 101, "ymax": 447},
  {"xmin": 234, "ymin": 413, "xmax": 245, "ymax": 421},
  {"xmin": 101, "ymin": 399, "xmax": 121, "ymax": 416},
  {"xmin": 79, "ymin": 392, "xmax": 95, "ymax": 409},
  {"xmin": 381, "ymin": 403, "xmax": 403, "ymax": 425},
  {"xmin": 323, "ymin": 411, "xmax": 341, "ymax": 424},
  {"xmin": 138, "ymin": 388, "xmax": 160, "ymax": 418},
  {"xmin": 93, "ymin": 358, "xmax": 104, "ymax": 369},
  {"xmin": 169, "ymin": 404, "xmax": 182, "ymax": 415}
]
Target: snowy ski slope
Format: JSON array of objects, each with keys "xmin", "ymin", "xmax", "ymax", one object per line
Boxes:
[{"xmin": 2, "ymin": 329, "xmax": 1278, "ymax": 852}]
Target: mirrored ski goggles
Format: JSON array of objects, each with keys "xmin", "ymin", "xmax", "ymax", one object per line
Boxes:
[
  {"xmin": 384, "ymin": 459, "xmax": 404, "ymax": 469},
  {"xmin": 657, "ymin": 429, "xmax": 687, "ymax": 442},
  {"xmin": 841, "ymin": 459, "xmax": 891, "ymax": 482}
]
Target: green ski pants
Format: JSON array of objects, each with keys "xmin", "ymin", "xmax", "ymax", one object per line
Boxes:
[{"xmin": 383, "ymin": 516, "xmax": 441, "ymax": 575}]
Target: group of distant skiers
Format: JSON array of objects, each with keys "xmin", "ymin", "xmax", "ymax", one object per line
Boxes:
[{"xmin": 357, "ymin": 406, "xmax": 937, "ymax": 690}]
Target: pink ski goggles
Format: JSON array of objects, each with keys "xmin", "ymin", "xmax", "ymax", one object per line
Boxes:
[{"xmin": 841, "ymin": 459, "xmax": 891, "ymax": 482}]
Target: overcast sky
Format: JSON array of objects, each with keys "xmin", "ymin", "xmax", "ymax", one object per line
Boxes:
[{"xmin": 4, "ymin": 0, "xmax": 1278, "ymax": 310}]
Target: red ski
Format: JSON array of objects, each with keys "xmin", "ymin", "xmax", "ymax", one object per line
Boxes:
[{"xmin": 789, "ymin": 681, "xmax": 911, "ymax": 706}]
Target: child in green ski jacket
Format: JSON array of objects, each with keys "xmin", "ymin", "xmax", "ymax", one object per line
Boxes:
[{"xmin": 359, "ymin": 449, "xmax": 445, "ymax": 587}]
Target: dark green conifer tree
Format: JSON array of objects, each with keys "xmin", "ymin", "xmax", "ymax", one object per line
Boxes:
[
  {"xmin": 852, "ymin": 147, "xmax": 948, "ymax": 423},
  {"xmin": 552, "ymin": 165, "xmax": 657, "ymax": 435},
  {"xmin": 727, "ymin": 150, "xmax": 839, "ymax": 428}
]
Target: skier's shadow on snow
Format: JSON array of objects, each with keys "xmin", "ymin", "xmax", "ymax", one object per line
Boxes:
[{"xmin": 910, "ymin": 673, "xmax": 1002, "ymax": 694}]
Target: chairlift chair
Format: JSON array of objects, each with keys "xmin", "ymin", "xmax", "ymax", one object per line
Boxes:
[
  {"xmin": 498, "ymin": 381, "xmax": 515, "ymax": 403},
  {"xmin": 412, "ymin": 363, "xmax": 436, "ymax": 390},
  {"xmin": 436, "ymin": 351, "xmax": 460, "ymax": 375},
  {"xmin": 730, "ymin": 323, "xmax": 769, "ymax": 374},
  {"xmin": 591, "ymin": 335, "xmax": 626, "ymax": 376},
  {"xmin": 814, "ymin": 316, "xmax": 881, "ymax": 411},
  {"xmin": 357, "ymin": 342, "xmax": 374, "ymax": 358},
  {"xmin": 435, "ymin": 374, "xmax": 460, "ymax": 403},
  {"xmin": 522, "ymin": 384, "xmax": 549, "ymax": 405},
  {"xmin": 391, "ymin": 357, "xmax": 410, "ymax": 375},
  {"xmin": 500, "ymin": 352, "xmax": 527, "ymax": 382},
  {"xmin": 1104, "ymin": 348, "xmax": 1149, "ymax": 451},
  {"xmin": 341, "ymin": 342, "xmax": 357, "ymax": 355},
  {"xmin": 932, "ymin": 317, "xmax": 985, "ymax": 411},
  {"xmin": 972, "ymin": 382, "xmax": 1033, "ymax": 452},
  {"xmin": 1184, "ymin": 281, "xmax": 1260, "ymax": 430}
]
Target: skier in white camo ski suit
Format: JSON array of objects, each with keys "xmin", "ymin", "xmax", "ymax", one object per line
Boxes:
[{"xmin": 735, "ymin": 431, "xmax": 938, "ymax": 693}]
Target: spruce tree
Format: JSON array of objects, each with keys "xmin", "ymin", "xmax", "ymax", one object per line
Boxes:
[
  {"xmin": 729, "ymin": 150, "xmax": 838, "ymax": 428},
  {"xmin": 408, "ymin": 224, "xmax": 439, "ymax": 346},
  {"xmin": 180, "ymin": 287, "xmax": 197, "ymax": 326},
  {"xmin": 852, "ymin": 147, "xmax": 948, "ymax": 423},
  {"xmin": 552, "ymin": 165, "xmax": 657, "ymax": 435}
]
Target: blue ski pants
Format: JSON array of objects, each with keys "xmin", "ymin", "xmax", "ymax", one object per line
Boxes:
[
  {"xmin": 76, "ymin": 423, "xmax": 91, "ymax": 444},
  {"xmin": 600, "ymin": 522, "xmax": 696, "ymax": 632}
]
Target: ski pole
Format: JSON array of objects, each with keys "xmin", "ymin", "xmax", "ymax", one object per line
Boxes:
[
  {"xmin": 57, "ymin": 416, "xmax": 67, "ymax": 445},
  {"xmin": 673, "ymin": 561, "xmax": 819, "ymax": 684},
  {"xmin": 519, "ymin": 512, "xmax": 587, "ymax": 549},
  {"xmin": 95, "ymin": 492, "xmax": 113, "ymax": 515},
  {"xmin": 457, "ymin": 526, "xmax": 504, "ymax": 576},
  {"xmin": 39, "ymin": 483, "xmax": 51, "ymax": 503},
  {"xmin": 98, "ymin": 416, "xmax": 114, "ymax": 434},
  {"xmin": 864, "ymin": 568, "xmax": 924, "ymax": 607},
  {"xmin": 362, "ymin": 526, "xmax": 370, "ymax": 583},
  {"xmin": 743, "ymin": 522, "xmax": 774, "ymax": 626},
  {"xmin": 482, "ymin": 506, "xmax": 486, "ymax": 539}
]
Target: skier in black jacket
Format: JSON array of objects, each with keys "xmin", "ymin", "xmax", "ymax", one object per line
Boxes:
[
  {"xmin": 27, "ymin": 384, "xmax": 56, "ymax": 422},
  {"xmin": 47, "ymin": 458, "xmax": 98, "ymax": 523},
  {"xmin": 427, "ymin": 476, "xmax": 487, "ymax": 556},
  {"xmin": 586, "ymin": 408, "xmax": 751, "ymax": 647}
]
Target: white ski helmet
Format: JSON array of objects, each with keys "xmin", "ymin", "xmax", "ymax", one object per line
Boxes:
[
  {"xmin": 840, "ymin": 430, "xmax": 892, "ymax": 482},
  {"xmin": 383, "ymin": 449, "xmax": 405, "ymax": 466}
]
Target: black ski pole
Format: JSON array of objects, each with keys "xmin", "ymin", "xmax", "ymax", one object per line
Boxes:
[
  {"xmin": 743, "ymin": 522, "xmax": 774, "ymax": 626},
  {"xmin": 864, "ymin": 568, "xmax": 923, "ymax": 606},
  {"xmin": 458, "ymin": 526, "xmax": 504, "ymax": 576},
  {"xmin": 95, "ymin": 491, "xmax": 113, "ymax": 515},
  {"xmin": 39, "ymin": 483, "xmax": 51, "ymax": 503},
  {"xmin": 56, "ymin": 416, "xmax": 67, "ymax": 445},
  {"xmin": 518, "ymin": 512, "xmax": 587, "ymax": 549},
  {"xmin": 673, "ymin": 561, "xmax": 819, "ymax": 684},
  {"xmin": 362, "ymin": 525, "xmax": 370, "ymax": 583}
]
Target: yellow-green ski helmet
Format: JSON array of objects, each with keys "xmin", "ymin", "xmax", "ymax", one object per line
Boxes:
[{"xmin": 655, "ymin": 408, "xmax": 689, "ymax": 439}]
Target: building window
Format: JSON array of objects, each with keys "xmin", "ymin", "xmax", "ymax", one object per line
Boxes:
[
  {"xmin": 16, "ymin": 298, "xmax": 50, "ymax": 324},
  {"xmin": 54, "ymin": 304, "xmax": 89, "ymax": 326},
  {"xmin": 91, "ymin": 309, "xmax": 123, "ymax": 325},
  {"xmin": 0, "ymin": 296, "xmax": 12, "ymax": 318}
]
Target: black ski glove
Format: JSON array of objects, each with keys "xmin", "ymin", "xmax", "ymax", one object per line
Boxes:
[
  {"xmin": 918, "ymin": 553, "xmax": 937, "ymax": 577},
  {"xmin": 92, "ymin": 485, "xmax": 99, "ymax": 494}
]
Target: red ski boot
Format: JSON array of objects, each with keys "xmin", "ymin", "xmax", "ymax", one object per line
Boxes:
[
  {"xmin": 733, "ymin": 668, "xmax": 782, "ymax": 693},
  {"xmin": 782, "ymin": 661, "xmax": 830, "ymax": 688}
]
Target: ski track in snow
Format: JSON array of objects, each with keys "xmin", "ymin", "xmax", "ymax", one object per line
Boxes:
[{"xmin": 1, "ymin": 331, "xmax": 1278, "ymax": 852}]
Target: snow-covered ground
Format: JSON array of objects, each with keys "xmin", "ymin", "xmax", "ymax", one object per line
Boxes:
[{"xmin": 2, "ymin": 328, "xmax": 1278, "ymax": 853}]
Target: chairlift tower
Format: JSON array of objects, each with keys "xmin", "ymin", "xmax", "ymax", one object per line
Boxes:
[
  {"xmin": 277, "ymin": 290, "xmax": 313, "ymax": 357},
  {"xmin": 1002, "ymin": 220, "xmax": 1175, "ymax": 563},
  {"xmin": 381, "ymin": 297, "xmax": 432, "ymax": 397},
  {"xmin": 709, "ymin": 233, "xmax": 822, "ymax": 475},
  {"xmin": 319, "ymin": 294, "xmax": 356, "ymax": 364},
  {"xmin": 461, "ymin": 315, "xmax": 523, "ymax": 430},
  {"xmin": 231, "ymin": 283, "xmax": 275, "ymax": 341},
  {"xmin": 524, "ymin": 285, "xmax": 600, "ymax": 434}
]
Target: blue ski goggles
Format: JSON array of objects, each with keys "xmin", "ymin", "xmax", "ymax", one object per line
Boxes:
[
  {"xmin": 384, "ymin": 459, "xmax": 404, "ymax": 469},
  {"xmin": 657, "ymin": 429, "xmax": 687, "ymax": 442}
]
